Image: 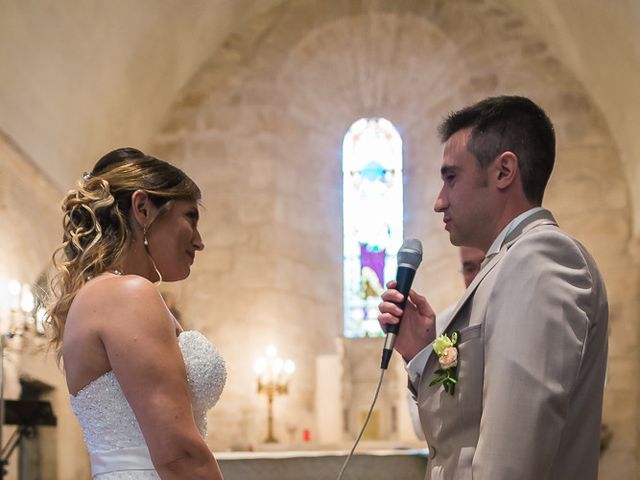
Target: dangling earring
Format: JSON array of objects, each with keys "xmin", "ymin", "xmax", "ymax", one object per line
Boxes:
[{"xmin": 142, "ymin": 225, "xmax": 162, "ymax": 285}]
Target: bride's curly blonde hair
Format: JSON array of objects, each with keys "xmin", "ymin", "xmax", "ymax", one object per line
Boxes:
[{"xmin": 47, "ymin": 147, "xmax": 201, "ymax": 360}]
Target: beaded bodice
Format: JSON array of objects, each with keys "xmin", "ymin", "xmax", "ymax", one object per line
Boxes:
[{"xmin": 70, "ymin": 331, "xmax": 226, "ymax": 478}]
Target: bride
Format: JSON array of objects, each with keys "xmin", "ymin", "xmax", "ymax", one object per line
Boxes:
[{"xmin": 47, "ymin": 147, "xmax": 226, "ymax": 479}]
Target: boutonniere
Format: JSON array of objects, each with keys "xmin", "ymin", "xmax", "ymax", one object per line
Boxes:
[{"xmin": 429, "ymin": 331, "xmax": 459, "ymax": 395}]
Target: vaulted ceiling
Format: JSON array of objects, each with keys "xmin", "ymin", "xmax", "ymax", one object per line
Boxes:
[{"xmin": 1, "ymin": 0, "xmax": 638, "ymax": 234}]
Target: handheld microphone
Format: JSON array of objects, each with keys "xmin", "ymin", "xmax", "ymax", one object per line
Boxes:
[{"xmin": 380, "ymin": 238, "xmax": 423, "ymax": 369}]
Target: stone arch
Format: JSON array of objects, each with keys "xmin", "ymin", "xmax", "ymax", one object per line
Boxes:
[{"xmin": 152, "ymin": 0, "xmax": 634, "ymax": 460}]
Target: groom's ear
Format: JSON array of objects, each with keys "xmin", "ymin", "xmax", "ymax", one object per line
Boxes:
[{"xmin": 493, "ymin": 152, "xmax": 519, "ymax": 190}]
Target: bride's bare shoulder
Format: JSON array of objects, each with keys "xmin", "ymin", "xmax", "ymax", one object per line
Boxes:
[{"xmin": 68, "ymin": 274, "xmax": 167, "ymax": 327}]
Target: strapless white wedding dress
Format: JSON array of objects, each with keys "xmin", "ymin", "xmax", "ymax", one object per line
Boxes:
[{"xmin": 70, "ymin": 331, "xmax": 227, "ymax": 479}]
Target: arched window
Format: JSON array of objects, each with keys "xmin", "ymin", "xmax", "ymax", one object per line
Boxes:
[{"xmin": 342, "ymin": 118, "xmax": 403, "ymax": 337}]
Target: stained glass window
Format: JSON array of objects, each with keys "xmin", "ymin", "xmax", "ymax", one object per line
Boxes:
[{"xmin": 343, "ymin": 118, "xmax": 403, "ymax": 338}]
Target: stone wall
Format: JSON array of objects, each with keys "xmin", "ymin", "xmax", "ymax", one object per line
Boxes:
[
  {"xmin": 152, "ymin": 0, "xmax": 638, "ymax": 477},
  {"xmin": 0, "ymin": 133, "xmax": 90, "ymax": 479}
]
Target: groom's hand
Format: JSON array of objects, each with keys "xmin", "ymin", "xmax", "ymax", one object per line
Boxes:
[{"xmin": 378, "ymin": 280, "xmax": 437, "ymax": 362}]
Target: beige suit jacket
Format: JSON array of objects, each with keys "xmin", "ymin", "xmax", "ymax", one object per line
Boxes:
[{"xmin": 414, "ymin": 209, "xmax": 608, "ymax": 480}]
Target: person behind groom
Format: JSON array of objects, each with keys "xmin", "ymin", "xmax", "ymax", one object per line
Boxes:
[{"xmin": 378, "ymin": 96, "xmax": 608, "ymax": 479}]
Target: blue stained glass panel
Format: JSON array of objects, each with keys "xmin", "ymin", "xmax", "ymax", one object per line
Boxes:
[{"xmin": 342, "ymin": 118, "xmax": 403, "ymax": 338}]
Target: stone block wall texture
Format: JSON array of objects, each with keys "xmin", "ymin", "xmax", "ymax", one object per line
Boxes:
[
  {"xmin": 0, "ymin": 134, "xmax": 91, "ymax": 479},
  {"xmin": 152, "ymin": 1, "xmax": 638, "ymax": 477}
]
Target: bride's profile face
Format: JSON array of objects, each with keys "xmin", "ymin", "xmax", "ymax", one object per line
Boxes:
[{"xmin": 147, "ymin": 199, "xmax": 204, "ymax": 281}]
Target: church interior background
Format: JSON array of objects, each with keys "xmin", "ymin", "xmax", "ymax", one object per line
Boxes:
[{"xmin": 0, "ymin": 0, "xmax": 638, "ymax": 478}]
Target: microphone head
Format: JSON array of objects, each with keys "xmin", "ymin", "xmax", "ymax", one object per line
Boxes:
[{"xmin": 397, "ymin": 238, "xmax": 423, "ymax": 269}]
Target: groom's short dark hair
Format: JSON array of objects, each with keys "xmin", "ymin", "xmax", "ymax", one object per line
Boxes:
[{"xmin": 438, "ymin": 96, "xmax": 556, "ymax": 205}]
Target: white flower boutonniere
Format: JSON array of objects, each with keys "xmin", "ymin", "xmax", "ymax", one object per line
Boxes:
[{"xmin": 429, "ymin": 331, "xmax": 459, "ymax": 395}]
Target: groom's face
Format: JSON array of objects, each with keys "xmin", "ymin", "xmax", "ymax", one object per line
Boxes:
[{"xmin": 434, "ymin": 129, "xmax": 495, "ymax": 250}]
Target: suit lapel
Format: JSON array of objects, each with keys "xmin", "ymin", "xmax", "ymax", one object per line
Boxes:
[
  {"xmin": 426, "ymin": 209, "xmax": 558, "ymax": 368},
  {"xmin": 435, "ymin": 246, "xmax": 503, "ymax": 339}
]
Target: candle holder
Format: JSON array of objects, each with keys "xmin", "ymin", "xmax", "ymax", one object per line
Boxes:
[{"xmin": 254, "ymin": 345, "xmax": 295, "ymax": 443}]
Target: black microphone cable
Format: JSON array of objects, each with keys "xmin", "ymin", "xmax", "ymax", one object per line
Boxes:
[
  {"xmin": 336, "ymin": 368, "xmax": 385, "ymax": 480},
  {"xmin": 336, "ymin": 239, "xmax": 423, "ymax": 480}
]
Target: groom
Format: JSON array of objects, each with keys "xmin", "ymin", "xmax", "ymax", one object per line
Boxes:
[{"xmin": 378, "ymin": 96, "xmax": 608, "ymax": 479}]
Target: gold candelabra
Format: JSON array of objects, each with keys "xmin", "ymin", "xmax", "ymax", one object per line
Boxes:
[{"xmin": 254, "ymin": 345, "xmax": 295, "ymax": 443}]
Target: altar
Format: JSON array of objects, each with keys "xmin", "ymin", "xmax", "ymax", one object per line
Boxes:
[{"xmin": 218, "ymin": 448, "xmax": 428, "ymax": 480}]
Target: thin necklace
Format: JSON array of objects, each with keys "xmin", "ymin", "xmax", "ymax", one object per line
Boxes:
[{"xmin": 86, "ymin": 269, "xmax": 123, "ymax": 281}]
